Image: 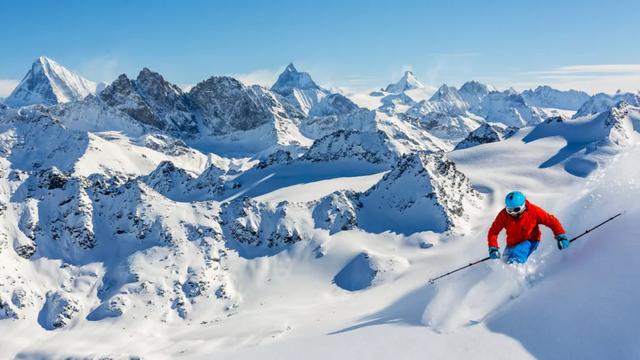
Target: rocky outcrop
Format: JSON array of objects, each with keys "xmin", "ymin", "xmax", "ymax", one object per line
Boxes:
[
  {"xmin": 99, "ymin": 68, "xmax": 197, "ymax": 133},
  {"xmin": 221, "ymin": 198, "xmax": 313, "ymax": 256},
  {"xmin": 358, "ymin": 152, "xmax": 482, "ymax": 234},
  {"xmin": 301, "ymin": 130, "xmax": 398, "ymax": 165},
  {"xmin": 454, "ymin": 123, "xmax": 518, "ymax": 150},
  {"xmin": 312, "ymin": 191, "xmax": 359, "ymax": 234}
]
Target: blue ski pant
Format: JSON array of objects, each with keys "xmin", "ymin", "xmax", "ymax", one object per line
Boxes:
[{"xmin": 503, "ymin": 240, "xmax": 540, "ymax": 264}]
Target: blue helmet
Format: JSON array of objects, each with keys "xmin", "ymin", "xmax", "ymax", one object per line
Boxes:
[{"xmin": 505, "ymin": 191, "xmax": 526, "ymax": 209}]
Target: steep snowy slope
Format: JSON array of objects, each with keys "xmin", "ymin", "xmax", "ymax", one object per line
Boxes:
[{"xmin": 5, "ymin": 57, "xmax": 98, "ymax": 107}]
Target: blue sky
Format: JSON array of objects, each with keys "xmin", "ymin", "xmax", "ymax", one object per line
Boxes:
[{"xmin": 1, "ymin": 0, "xmax": 640, "ymax": 96}]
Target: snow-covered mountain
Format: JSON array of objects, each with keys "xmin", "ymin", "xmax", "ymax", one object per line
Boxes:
[
  {"xmin": 271, "ymin": 63, "xmax": 330, "ymax": 116},
  {"xmin": 427, "ymin": 84, "xmax": 468, "ymax": 109},
  {"xmin": 300, "ymin": 129, "xmax": 399, "ymax": 165},
  {"xmin": 471, "ymin": 90, "xmax": 546, "ymax": 127},
  {"xmin": 573, "ymin": 91, "xmax": 640, "ymax": 118},
  {"xmin": 358, "ymin": 151, "xmax": 482, "ymax": 234},
  {"xmin": 98, "ymin": 68, "xmax": 196, "ymax": 133},
  {"xmin": 2, "ymin": 57, "xmax": 640, "ymax": 360},
  {"xmin": 374, "ymin": 71, "xmax": 435, "ymax": 114},
  {"xmin": 384, "ymin": 70, "xmax": 424, "ymax": 93},
  {"xmin": 458, "ymin": 80, "xmax": 495, "ymax": 108},
  {"xmin": 5, "ymin": 56, "xmax": 99, "ymax": 107},
  {"xmin": 401, "ymin": 84, "xmax": 484, "ymax": 143},
  {"xmin": 56, "ymin": 69, "xmax": 312, "ymax": 157},
  {"xmin": 521, "ymin": 85, "xmax": 590, "ymax": 111}
]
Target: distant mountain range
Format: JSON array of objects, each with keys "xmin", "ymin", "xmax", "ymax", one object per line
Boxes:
[{"xmin": 0, "ymin": 56, "xmax": 639, "ymax": 353}]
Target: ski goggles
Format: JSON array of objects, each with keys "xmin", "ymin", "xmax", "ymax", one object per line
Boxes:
[{"xmin": 506, "ymin": 205, "xmax": 526, "ymax": 216}]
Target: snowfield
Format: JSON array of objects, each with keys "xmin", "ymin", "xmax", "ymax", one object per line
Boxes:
[{"xmin": 0, "ymin": 57, "xmax": 639, "ymax": 360}]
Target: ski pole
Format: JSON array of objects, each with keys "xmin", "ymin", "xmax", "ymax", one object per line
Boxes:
[
  {"xmin": 428, "ymin": 212, "xmax": 624, "ymax": 284},
  {"xmin": 428, "ymin": 256, "xmax": 490, "ymax": 284},
  {"xmin": 568, "ymin": 212, "xmax": 623, "ymax": 243}
]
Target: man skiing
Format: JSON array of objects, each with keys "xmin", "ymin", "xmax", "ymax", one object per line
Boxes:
[{"xmin": 487, "ymin": 191, "xmax": 569, "ymax": 264}]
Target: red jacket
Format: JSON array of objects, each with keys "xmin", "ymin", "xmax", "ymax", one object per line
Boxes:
[{"xmin": 487, "ymin": 200, "xmax": 565, "ymax": 248}]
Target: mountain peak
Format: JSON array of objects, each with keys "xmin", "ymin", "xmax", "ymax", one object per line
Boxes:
[
  {"xmin": 429, "ymin": 84, "xmax": 462, "ymax": 103},
  {"xmin": 458, "ymin": 81, "xmax": 494, "ymax": 107},
  {"xmin": 271, "ymin": 63, "xmax": 321, "ymax": 96},
  {"xmin": 5, "ymin": 56, "xmax": 98, "ymax": 107},
  {"xmin": 36, "ymin": 55, "xmax": 55, "ymax": 66},
  {"xmin": 285, "ymin": 63, "xmax": 298, "ymax": 73},
  {"xmin": 384, "ymin": 70, "xmax": 424, "ymax": 93}
]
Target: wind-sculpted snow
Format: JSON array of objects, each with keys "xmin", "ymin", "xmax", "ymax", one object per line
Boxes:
[
  {"xmin": 333, "ymin": 252, "xmax": 409, "ymax": 291},
  {"xmin": 524, "ymin": 102, "xmax": 640, "ymax": 176},
  {"xmin": 54, "ymin": 95, "xmax": 147, "ymax": 136}
]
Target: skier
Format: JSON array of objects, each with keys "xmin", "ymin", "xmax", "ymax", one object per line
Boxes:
[{"xmin": 487, "ymin": 191, "xmax": 569, "ymax": 264}]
